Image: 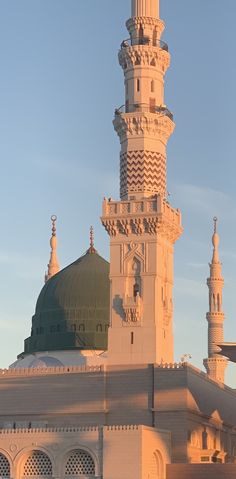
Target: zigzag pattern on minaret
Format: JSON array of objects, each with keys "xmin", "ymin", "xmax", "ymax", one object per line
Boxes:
[{"xmin": 120, "ymin": 150, "xmax": 166, "ymax": 199}]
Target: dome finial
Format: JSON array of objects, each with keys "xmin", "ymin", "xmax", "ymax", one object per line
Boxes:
[
  {"xmin": 213, "ymin": 216, "xmax": 218, "ymax": 234},
  {"xmin": 45, "ymin": 215, "xmax": 60, "ymax": 283},
  {"xmin": 87, "ymin": 226, "xmax": 97, "ymax": 254}
]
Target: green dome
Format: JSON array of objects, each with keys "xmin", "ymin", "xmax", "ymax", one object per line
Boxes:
[{"xmin": 24, "ymin": 251, "xmax": 110, "ymax": 355}]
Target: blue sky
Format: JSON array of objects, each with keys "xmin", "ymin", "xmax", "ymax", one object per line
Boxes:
[{"xmin": 1, "ymin": 1, "xmax": 236, "ymax": 384}]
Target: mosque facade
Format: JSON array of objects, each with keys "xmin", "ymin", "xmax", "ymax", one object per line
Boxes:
[{"xmin": 1, "ymin": 1, "xmax": 236, "ymax": 478}]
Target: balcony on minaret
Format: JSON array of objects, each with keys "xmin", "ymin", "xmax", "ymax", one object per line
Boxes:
[
  {"xmin": 123, "ymin": 294, "xmax": 142, "ymax": 323},
  {"xmin": 115, "ymin": 103, "xmax": 173, "ymax": 119},
  {"xmin": 120, "ymin": 36, "xmax": 168, "ymax": 51}
]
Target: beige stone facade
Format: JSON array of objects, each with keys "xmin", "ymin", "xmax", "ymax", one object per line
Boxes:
[
  {"xmin": 0, "ymin": 363, "xmax": 236, "ymax": 478},
  {"xmin": 0, "ymin": 425, "xmax": 170, "ymax": 479}
]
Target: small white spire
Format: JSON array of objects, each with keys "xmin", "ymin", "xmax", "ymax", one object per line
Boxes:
[
  {"xmin": 45, "ymin": 215, "xmax": 60, "ymax": 283},
  {"xmin": 203, "ymin": 217, "xmax": 227, "ymax": 383}
]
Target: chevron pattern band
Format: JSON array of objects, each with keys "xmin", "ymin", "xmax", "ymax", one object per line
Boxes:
[{"xmin": 120, "ymin": 150, "xmax": 166, "ymax": 199}]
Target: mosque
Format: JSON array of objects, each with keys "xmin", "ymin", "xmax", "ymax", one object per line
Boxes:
[{"xmin": 1, "ymin": 1, "xmax": 236, "ymax": 478}]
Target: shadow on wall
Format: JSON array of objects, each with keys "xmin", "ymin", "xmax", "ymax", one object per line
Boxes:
[{"xmin": 167, "ymin": 464, "xmax": 236, "ymax": 479}]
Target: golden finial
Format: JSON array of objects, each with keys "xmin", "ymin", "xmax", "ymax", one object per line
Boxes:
[
  {"xmin": 213, "ymin": 216, "xmax": 218, "ymax": 234},
  {"xmin": 45, "ymin": 214, "xmax": 60, "ymax": 283},
  {"xmin": 87, "ymin": 226, "xmax": 97, "ymax": 254},
  {"xmin": 51, "ymin": 214, "xmax": 57, "ymax": 236}
]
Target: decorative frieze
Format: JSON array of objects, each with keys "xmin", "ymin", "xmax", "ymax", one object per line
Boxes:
[
  {"xmin": 101, "ymin": 197, "xmax": 182, "ymax": 242},
  {"xmin": 113, "ymin": 112, "xmax": 175, "ymax": 145},
  {"xmin": 126, "ymin": 17, "xmax": 165, "ymax": 38},
  {"xmin": 119, "ymin": 45, "xmax": 170, "ymax": 72}
]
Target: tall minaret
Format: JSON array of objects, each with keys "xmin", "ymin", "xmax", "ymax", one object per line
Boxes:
[
  {"xmin": 102, "ymin": 0, "xmax": 182, "ymax": 365},
  {"xmin": 203, "ymin": 218, "xmax": 228, "ymax": 383},
  {"xmin": 45, "ymin": 215, "xmax": 60, "ymax": 283}
]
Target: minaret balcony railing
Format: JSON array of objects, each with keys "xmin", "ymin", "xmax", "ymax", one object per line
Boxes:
[
  {"xmin": 121, "ymin": 37, "xmax": 168, "ymax": 51},
  {"xmin": 115, "ymin": 103, "xmax": 173, "ymax": 120}
]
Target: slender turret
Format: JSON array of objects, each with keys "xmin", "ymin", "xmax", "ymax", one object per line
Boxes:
[
  {"xmin": 203, "ymin": 218, "xmax": 227, "ymax": 382},
  {"xmin": 45, "ymin": 215, "xmax": 60, "ymax": 283},
  {"xmin": 102, "ymin": 0, "xmax": 182, "ymax": 366}
]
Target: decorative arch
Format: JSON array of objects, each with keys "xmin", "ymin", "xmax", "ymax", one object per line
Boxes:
[
  {"xmin": 16, "ymin": 448, "xmax": 54, "ymax": 478},
  {"xmin": 64, "ymin": 449, "xmax": 96, "ymax": 477},
  {"xmin": 148, "ymin": 450, "xmax": 165, "ymax": 479}
]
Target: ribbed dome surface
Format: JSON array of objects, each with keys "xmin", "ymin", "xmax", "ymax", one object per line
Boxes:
[{"xmin": 24, "ymin": 251, "xmax": 110, "ymax": 355}]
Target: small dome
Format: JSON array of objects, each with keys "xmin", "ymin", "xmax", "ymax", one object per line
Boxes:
[
  {"xmin": 29, "ymin": 357, "xmax": 64, "ymax": 368},
  {"xmin": 23, "ymin": 251, "xmax": 110, "ymax": 355}
]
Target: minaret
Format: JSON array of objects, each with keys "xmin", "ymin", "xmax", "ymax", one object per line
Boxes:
[
  {"xmin": 45, "ymin": 215, "xmax": 60, "ymax": 282},
  {"xmin": 203, "ymin": 218, "xmax": 228, "ymax": 383},
  {"xmin": 102, "ymin": 0, "xmax": 182, "ymax": 365}
]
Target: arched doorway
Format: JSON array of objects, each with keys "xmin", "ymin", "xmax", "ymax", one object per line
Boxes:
[{"xmin": 64, "ymin": 449, "xmax": 96, "ymax": 477}]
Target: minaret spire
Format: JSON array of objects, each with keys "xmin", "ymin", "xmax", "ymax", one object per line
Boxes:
[
  {"xmin": 203, "ymin": 218, "xmax": 227, "ymax": 383},
  {"xmin": 131, "ymin": 0, "xmax": 159, "ymax": 19},
  {"xmin": 45, "ymin": 215, "xmax": 60, "ymax": 283}
]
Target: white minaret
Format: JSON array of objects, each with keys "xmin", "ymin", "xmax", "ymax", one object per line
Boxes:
[
  {"xmin": 102, "ymin": 0, "xmax": 182, "ymax": 365},
  {"xmin": 203, "ymin": 218, "xmax": 228, "ymax": 383},
  {"xmin": 45, "ymin": 215, "xmax": 60, "ymax": 283}
]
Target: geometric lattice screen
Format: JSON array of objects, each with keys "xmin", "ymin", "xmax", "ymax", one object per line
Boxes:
[
  {"xmin": 65, "ymin": 450, "xmax": 95, "ymax": 475},
  {"xmin": 23, "ymin": 451, "xmax": 52, "ymax": 476},
  {"xmin": 0, "ymin": 453, "xmax": 10, "ymax": 477}
]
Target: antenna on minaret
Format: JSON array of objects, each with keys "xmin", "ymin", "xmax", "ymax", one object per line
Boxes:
[
  {"xmin": 45, "ymin": 215, "xmax": 60, "ymax": 283},
  {"xmin": 203, "ymin": 217, "xmax": 227, "ymax": 383}
]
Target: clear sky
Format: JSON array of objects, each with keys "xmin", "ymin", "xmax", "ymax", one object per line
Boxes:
[{"xmin": 1, "ymin": 0, "xmax": 236, "ymax": 384}]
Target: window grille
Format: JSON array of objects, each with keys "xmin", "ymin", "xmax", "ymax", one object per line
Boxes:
[
  {"xmin": 23, "ymin": 451, "xmax": 52, "ymax": 476},
  {"xmin": 65, "ymin": 450, "xmax": 95, "ymax": 476},
  {"xmin": 0, "ymin": 453, "xmax": 10, "ymax": 477}
]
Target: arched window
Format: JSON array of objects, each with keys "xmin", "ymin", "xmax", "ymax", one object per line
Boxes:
[
  {"xmin": 139, "ymin": 24, "xmax": 144, "ymax": 41},
  {"xmin": 96, "ymin": 324, "xmax": 102, "ymax": 332},
  {"xmin": 23, "ymin": 451, "xmax": 52, "ymax": 476},
  {"xmin": 148, "ymin": 450, "xmax": 164, "ymax": 479},
  {"xmin": 79, "ymin": 324, "xmax": 85, "ymax": 332},
  {"xmin": 133, "ymin": 283, "xmax": 140, "ymax": 297},
  {"xmin": 0, "ymin": 453, "xmax": 10, "ymax": 477},
  {"xmin": 65, "ymin": 450, "xmax": 95, "ymax": 476}
]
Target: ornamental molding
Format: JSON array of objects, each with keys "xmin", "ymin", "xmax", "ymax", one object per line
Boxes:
[
  {"xmin": 101, "ymin": 216, "xmax": 181, "ymax": 242},
  {"xmin": 119, "ymin": 47, "xmax": 170, "ymax": 72},
  {"xmin": 206, "ymin": 312, "xmax": 225, "ymax": 322},
  {"xmin": 126, "ymin": 17, "xmax": 165, "ymax": 36},
  {"xmin": 101, "ymin": 197, "xmax": 182, "ymax": 242},
  {"xmin": 113, "ymin": 114, "xmax": 175, "ymax": 144}
]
